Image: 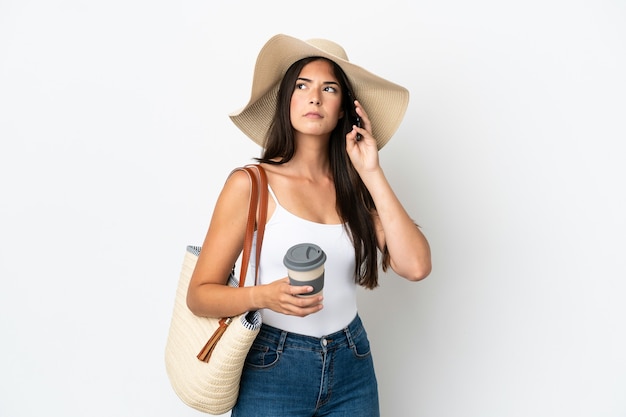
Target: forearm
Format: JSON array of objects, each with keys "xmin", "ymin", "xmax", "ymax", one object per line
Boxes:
[
  {"xmin": 187, "ymin": 283, "xmax": 260, "ymax": 319},
  {"xmin": 188, "ymin": 279, "xmax": 323, "ymax": 318}
]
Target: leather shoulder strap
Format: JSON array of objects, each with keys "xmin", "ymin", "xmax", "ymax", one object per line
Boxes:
[{"xmin": 229, "ymin": 164, "xmax": 268, "ymax": 287}]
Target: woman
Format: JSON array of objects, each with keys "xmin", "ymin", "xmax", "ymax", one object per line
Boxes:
[{"xmin": 187, "ymin": 34, "xmax": 431, "ymax": 416}]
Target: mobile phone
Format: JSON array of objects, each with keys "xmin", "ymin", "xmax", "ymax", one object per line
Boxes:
[{"xmin": 348, "ymin": 91, "xmax": 362, "ymax": 141}]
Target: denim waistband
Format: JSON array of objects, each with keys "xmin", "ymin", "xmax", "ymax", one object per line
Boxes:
[{"xmin": 256, "ymin": 314, "xmax": 365, "ymax": 352}]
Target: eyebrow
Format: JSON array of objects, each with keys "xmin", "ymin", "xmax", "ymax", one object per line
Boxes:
[{"xmin": 296, "ymin": 77, "xmax": 340, "ymax": 86}]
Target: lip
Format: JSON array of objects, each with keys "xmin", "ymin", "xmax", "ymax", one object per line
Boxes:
[{"xmin": 304, "ymin": 112, "xmax": 322, "ymax": 119}]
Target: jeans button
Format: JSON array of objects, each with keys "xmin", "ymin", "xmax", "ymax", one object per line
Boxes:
[{"xmin": 322, "ymin": 338, "xmax": 328, "ymax": 347}]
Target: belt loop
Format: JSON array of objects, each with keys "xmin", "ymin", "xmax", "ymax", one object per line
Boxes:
[
  {"xmin": 343, "ymin": 325, "xmax": 355, "ymax": 349},
  {"xmin": 277, "ymin": 330, "xmax": 288, "ymax": 354}
]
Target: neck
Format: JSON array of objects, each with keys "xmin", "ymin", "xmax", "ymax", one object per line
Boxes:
[{"xmin": 288, "ymin": 133, "xmax": 331, "ymax": 176}]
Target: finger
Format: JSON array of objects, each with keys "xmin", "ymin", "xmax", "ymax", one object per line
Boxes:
[
  {"xmin": 347, "ymin": 126, "xmax": 360, "ymax": 143},
  {"xmin": 290, "ymin": 298, "xmax": 324, "ymax": 317},
  {"xmin": 286, "ymin": 284, "xmax": 323, "ymax": 303},
  {"xmin": 354, "ymin": 100, "xmax": 371, "ymax": 130},
  {"xmin": 289, "ymin": 283, "xmax": 316, "ymax": 296},
  {"xmin": 350, "ymin": 125, "xmax": 374, "ymax": 146}
]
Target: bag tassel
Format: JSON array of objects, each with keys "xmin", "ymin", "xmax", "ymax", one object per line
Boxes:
[{"xmin": 197, "ymin": 317, "xmax": 232, "ymax": 362}]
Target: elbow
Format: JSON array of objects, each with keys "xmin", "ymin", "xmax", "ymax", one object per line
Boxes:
[
  {"xmin": 407, "ymin": 245, "xmax": 432, "ymax": 281},
  {"xmin": 404, "ymin": 259, "xmax": 432, "ymax": 282},
  {"xmin": 186, "ymin": 283, "xmax": 226, "ymax": 318},
  {"xmin": 407, "ymin": 266, "xmax": 431, "ymax": 282},
  {"xmin": 389, "ymin": 255, "xmax": 432, "ymax": 282},
  {"xmin": 186, "ymin": 287, "xmax": 203, "ymax": 317}
]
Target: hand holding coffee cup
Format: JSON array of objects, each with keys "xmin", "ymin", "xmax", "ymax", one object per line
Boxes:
[{"xmin": 283, "ymin": 243, "xmax": 326, "ymax": 297}]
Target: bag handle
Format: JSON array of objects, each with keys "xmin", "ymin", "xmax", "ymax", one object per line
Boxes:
[
  {"xmin": 250, "ymin": 165, "xmax": 268, "ymax": 286},
  {"xmin": 235, "ymin": 164, "xmax": 268, "ymax": 287}
]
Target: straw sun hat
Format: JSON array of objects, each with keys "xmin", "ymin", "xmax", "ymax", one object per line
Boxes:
[{"xmin": 229, "ymin": 34, "xmax": 409, "ymax": 149}]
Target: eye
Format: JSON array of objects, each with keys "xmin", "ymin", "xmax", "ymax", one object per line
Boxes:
[
  {"xmin": 296, "ymin": 83, "xmax": 307, "ymax": 90},
  {"xmin": 324, "ymin": 85, "xmax": 338, "ymax": 93}
]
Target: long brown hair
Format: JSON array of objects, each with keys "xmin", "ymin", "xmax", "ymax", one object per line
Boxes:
[{"xmin": 256, "ymin": 57, "xmax": 389, "ymax": 289}]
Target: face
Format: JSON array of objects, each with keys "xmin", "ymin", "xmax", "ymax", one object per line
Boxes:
[{"xmin": 289, "ymin": 59, "xmax": 345, "ymax": 139}]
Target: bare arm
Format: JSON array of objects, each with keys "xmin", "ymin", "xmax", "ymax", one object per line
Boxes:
[
  {"xmin": 346, "ymin": 101, "xmax": 432, "ymax": 281},
  {"xmin": 186, "ymin": 169, "xmax": 324, "ymax": 318}
]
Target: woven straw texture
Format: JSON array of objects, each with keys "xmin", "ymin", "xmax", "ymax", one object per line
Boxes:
[
  {"xmin": 229, "ymin": 34, "xmax": 409, "ymax": 150},
  {"xmin": 165, "ymin": 246, "xmax": 261, "ymax": 415}
]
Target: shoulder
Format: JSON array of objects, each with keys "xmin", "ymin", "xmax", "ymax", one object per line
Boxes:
[
  {"xmin": 216, "ymin": 167, "xmax": 257, "ymax": 207},
  {"xmin": 227, "ymin": 167, "xmax": 255, "ymax": 186},
  {"xmin": 254, "ymin": 161, "xmax": 292, "ymax": 186}
]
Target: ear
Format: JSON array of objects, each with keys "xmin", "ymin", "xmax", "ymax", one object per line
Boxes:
[{"xmin": 339, "ymin": 110, "xmax": 345, "ymax": 119}]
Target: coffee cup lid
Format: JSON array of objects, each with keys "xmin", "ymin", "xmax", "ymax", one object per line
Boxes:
[{"xmin": 283, "ymin": 243, "xmax": 327, "ymax": 271}]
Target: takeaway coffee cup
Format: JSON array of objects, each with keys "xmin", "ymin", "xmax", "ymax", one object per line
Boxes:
[{"xmin": 283, "ymin": 243, "xmax": 327, "ymax": 297}]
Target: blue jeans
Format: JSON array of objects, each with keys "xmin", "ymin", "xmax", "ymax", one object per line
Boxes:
[{"xmin": 231, "ymin": 314, "xmax": 380, "ymax": 417}]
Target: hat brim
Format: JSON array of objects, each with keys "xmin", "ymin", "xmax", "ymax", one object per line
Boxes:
[{"xmin": 229, "ymin": 34, "xmax": 409, "ymax": 149}]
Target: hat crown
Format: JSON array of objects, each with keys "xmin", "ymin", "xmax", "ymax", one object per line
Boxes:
[{"xmin": 306, "ymin": 38, "xmax": 349, "ymax": 61}]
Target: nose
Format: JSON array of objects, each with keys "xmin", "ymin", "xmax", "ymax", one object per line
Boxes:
[{"xmin": 308, "ymin": 91, "xmax": 320, "ymax": 105}]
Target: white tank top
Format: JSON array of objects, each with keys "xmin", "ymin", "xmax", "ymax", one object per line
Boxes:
[{"xmin": 246, "ymin": 185, "xmax": 357, "ymax": 337}]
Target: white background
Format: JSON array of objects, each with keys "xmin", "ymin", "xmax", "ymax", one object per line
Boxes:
[{"xmin": 1, "ymin": 1, "xmax": 625, "ymax": 416}]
